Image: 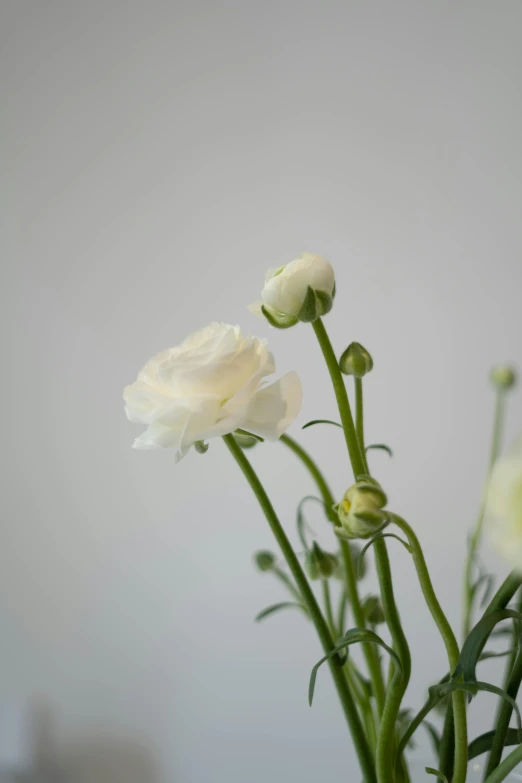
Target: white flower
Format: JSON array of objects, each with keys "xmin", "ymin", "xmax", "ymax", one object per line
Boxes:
[
  {"xmin": 123, "ymin": 322, "xmax": 302, "ymax": 461},
  {"xmin": 486, "ymin": 435, "xmax": 522, "ymax": 570},
  {"xmin": 250, "ymin": 253, "xmax": 335, "ymax": 326}
]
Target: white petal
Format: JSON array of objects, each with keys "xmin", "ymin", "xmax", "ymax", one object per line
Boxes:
[
  {"xmin": 244, "ymin": 371, "xmax": 302, "ymax": 440},
  {"xmin": 247, "ymin": 300, "xmax": 265, "ymax": 317}
]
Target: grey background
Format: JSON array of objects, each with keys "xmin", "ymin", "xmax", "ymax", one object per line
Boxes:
[{"xmin": 3, "ymin": 1, "xmax": 522, "ymax": 781}]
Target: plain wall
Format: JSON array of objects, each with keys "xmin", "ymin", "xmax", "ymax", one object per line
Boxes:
[{"xmin": 3, "ymin": 1, "xmax": 522, "ymax": 780}]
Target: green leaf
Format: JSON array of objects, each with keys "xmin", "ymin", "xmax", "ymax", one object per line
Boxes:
[
  {"xmin": 468, "ymin": 728, "xmax": 521, "ymax": 760},
  {"xmin": 296, "ymin": 496, "xmax": 324, "ymax": 550},
  {"xmin": 297, "ymin": 286, "xmax": 318, "ymax": 322},
  {"xmin": 260, "ymin": 305, "xmax": 298, "ymax": 329},
  {"xmin": 425, "ymin": 768, "xmax": 448, "ymax": 783},
  {"xmin": 302, "ymin": 419, "xmax": 343, "ymax": 430},
  {"xmin": 309, "ymin": 627, "xmax": 400, "ymax": 706},
  {"xmin": 454, "ymin": 609, "xmax": 522, "ymax": 683},
  {"xmin": 432, "ymin": 681, "xmax": 522, "ymax": 739},
  {"xmin": 365, "ymin": 443, "xmax": 393, "ymax": 458},
  {"xmin": 357, "ymin": 532, "xmax": 411, "ymax": 577},
  {"xmin": 422, "ymin": 720, "xmax": 442, "ymax": 755},
  {"xmin": 255, "ymin": 602, "xmax": 308, "ymax": 622}
]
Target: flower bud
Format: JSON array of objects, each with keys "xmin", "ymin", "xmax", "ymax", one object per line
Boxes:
[
  {"xmin": 305, "ymin": 542, "xmax": 338, "ymax": 581},
  {"xmin": 339, "ymin": 342, "xmax": 373, "ymax": 378},
  {"xmin": 336, "ymin": 480, "xmax": 388, "ymax": 540},
  {"xmin": 254, "ymin": 550, "xmax": 276, "ymax": 572},
  {"xmin": 233, "ymin": 431, "xmax": 259, "ymax": 449},
  {"xmin": 250, "ymin": 253, "xmax": 336, "ymax": 327},
  {"xmin": 362, "ymin": 595, "xmax": 385, "ymax": 625},
  {"xmin": 490, "ymin": 364, "xmax": 517, "ymax": 391}
]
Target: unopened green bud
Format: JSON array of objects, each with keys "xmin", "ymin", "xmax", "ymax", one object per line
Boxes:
[
  {"xmin": 194, "ymin": 440, "xmax": 209, "ymax": 454},
  {"xmin": 490, "ymin": 364, "xmax": 517, "ymax": 391},
  {"xmin": 362, "ymin": 595, "xmax": 385, "ymax": 625},
  {"xmin": 339, "ymin": 342, "xmax": 373, "ymax": 378},
  {"xmin": 305, "ymin": 542, "xmax": 338, "ymax": 581},
  {"xmin": 336, "ymin": 480, "xmax": 388, "ymax": 540},
  {"xmin": 233, "ymin": 431, "xmax": 259, "ymax": 449},
  {"xmin": 254, "ymin": 550, "xmax": 276, "ymax": 572}
]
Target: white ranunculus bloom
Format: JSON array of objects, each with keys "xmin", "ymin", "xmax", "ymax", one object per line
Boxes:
[
  {"xmin": 124, "ymin": 322, "xmax": 302, "ymax": 461},
  {"xmin": 486, "ymin": 435, "xmax": 522, "ymax": 570},
  {"xmin": 250, "ymin": 253, "xmax": 335, "ymax": 325}
]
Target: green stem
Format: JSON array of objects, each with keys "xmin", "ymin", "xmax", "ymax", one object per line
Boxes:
[
  {"xmin": 354, "ymin": 377, "xmax": 369, "ymax": 474},
  {"xmin": 390, "ymin": 514, "xmax": 467, "ymax": 783},
  {"xmin": 463, "ymin": 390, "xmax": 506, "ymax": 638},
  {"xmin": 438, "ymin": 698, "xmax": 455, "ymax": 782},
  {"xmin": 223, "ymin": 434, "xmax": 377, "ymax": 783},
  {"xmin": 338, "ymin": 589, "xmax": 348, "ymax": 635},
  {"xmin": 279, "ymin": 433, "xmax": 386, "ymax": 716},
  {"xmin": 311, "ymin": 318, "xmax": 367, "ymax": 478},
  {"xmin": 273, "ymin": 567, "xmax": 303, "ymax": 603},
  {"xmin": 485, "ymin": 589, "xmax": 522, "ymax": 777},
  {"xmin": 484, "ymin": 744, "xmax": 522, "ymax": 783},
  {"xmin": 373, "ymin": 537, "xmax": 411, "ymax": 783},
  {"xmin": 485, "ymin": 572, "xmax": 522, "ymax": 615},
  {"xmin": 322, "ymin": 579, "xmax": 336, "ymax": 636}
]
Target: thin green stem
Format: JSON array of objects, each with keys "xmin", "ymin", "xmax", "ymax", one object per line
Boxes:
[
  {"xmin": 438, "ymin": 698, "xmax": 455, "ymax": 782},
  {"xmin": 322, "ymin": 579, "xmax": 336, "ymax": 636},
  {"xmin": 373, "ymin": 537, "xmax": 411, "ymax": 783},
  {"xmin": 338, "ymin": 589, "xmax": 348, "ymax": 635},
  {"xmin": 273, "ymin": 567, "xmax": 303, "ymax": 603},
  {"xmin": 463, "ymin": 390, "xmax": 506, "ymax": 638},
  {"xmin": 355, "ymin": 377, "xmax": 369, "ymax": 474},
  {"xmin": 279, "ymin": 433, "xmax": 386, "ymax": 716},
  {"xmin": 484, "ymin": 744, "xmax": 522, "ymax": 783},
  {"xmin": 311, "ymin": 318, "xmax": 367, "ymax": 478},
  {"xmin": 390, "ymin": 514, "xmax": 467, "ymax": 783},
  {"xmin": 485, "ymin": 589, "xmax": 522, "ymax": 777},
  {"xmin": 223, "ymin": 434, "xmax": 377, "ymax": 783}
]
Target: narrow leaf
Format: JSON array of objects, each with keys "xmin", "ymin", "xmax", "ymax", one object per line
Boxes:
[
  {"xmin": 433, "ymin": 681, "xmax": 522, "ymax": 740},
  {"xmin": 468, "ymin": 728, "xmax": 521, "ymax": 760},
  {"xmin": 479, "ymin": 649, "xmax": 514, "ymax": 662},
  {"xmin": 425, "ymin": 768, "xmax": 448, "ymax": 783},
  {"xmin": 454, "ymin": 609, "xmax": 522, "ymax": 683},
  {"xmin": 365, "ymin": 443, "xmax": 393, "ymax": 458},
  {"xmin": 358, "ymin": 532, "xmax": 411, "ymax": 577},
  {"xmin": 302, "ymin": 419, "xmax": 343, "ymax": 430},
  {"xmin": 255, "ymin": 602, "xmax": 308, "ymax": 622},
  {"xmin": 309, "ymin": 627, "xmax": 400, "ymax": 706}
]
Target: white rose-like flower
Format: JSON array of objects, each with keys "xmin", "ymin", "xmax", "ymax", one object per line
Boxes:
[
  {"xmin": 250, "ymin": 253, "xmax": 336, "ymax": 327},
  {"xmin": 123, "ymin": 322, "xmax": 302, "ymax": 461},
  {"xmin": 486, "ymin": 435, "xmax": 522, "ymax": 570}
]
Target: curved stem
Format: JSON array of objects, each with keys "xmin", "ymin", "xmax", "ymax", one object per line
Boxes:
[
  {"xmin": 373, "ymin": 537, "xmax": 411, "ymax": 783},
  {"xmin": 485, "ymin": 571, "xmax": 522, "ymax": 615},
  {"xmin": 463, "ymin": 390, "xmax": 506, "ymax": 638},
  {"xmin": 222, "ymin": 434, "xmax": 377, "ymax": 782},
  {"xmin": 390, "ymin": 514, "xmax": 468, "ymax": 783},
  {"xmin": 279, "ymin": 433, "xmax": 386, "ymax": 716},
  {"xmin": 484, "ymin": 744, "xmax": 522, "ymax": 783},
  {"xmin": 311, "ymin": 318, "xmax": 367, "ymax": 478}
]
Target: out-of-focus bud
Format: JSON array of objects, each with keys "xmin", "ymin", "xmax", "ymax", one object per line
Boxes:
[
  {"xmin": 335, "ymin": 480, "xmax": 388, "ymax": 540},
  {"xmin": 233, "ymin": 431, "xmax": 259, "ymax": 449},
  {"xmin": 339, "ymin": 342, "xmax": 373, "ymax": 378},
  {"xmin": 362, "ymin": 595, "xmax": 385, "ymax": 625},
  {"xmin": 194, "ymin": 440, "xmax": 209, "ymax": 454},
  {"xmin": 305, "ymin": 542, "xmax": 338, "ymax": 581},
  {"xmin": 331, "ymin": 542, "xmax": 367, "ymax": 581},
  {"xmin": 490, "ymin": 364, "xmax": 517, "ymax": 391},
  {"xmin": 254, "ymin": 550, "xmax": 276, "ymax": 572}
]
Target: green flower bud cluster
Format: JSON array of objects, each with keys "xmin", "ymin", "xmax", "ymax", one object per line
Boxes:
[
  {"xmin": 305, "ymin": 541, "xmax": 339, "ymax": 581},
  {"xmin": 361, "ymin": 594, "xmax": 385, "ymax": 625},
  {"xmin": 339, "ymin": 342, "xmax": 373, "ymax": 378},
  {"xmin": 335, "ymin": 480, "xmax": 388, "ymax": 540}
]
